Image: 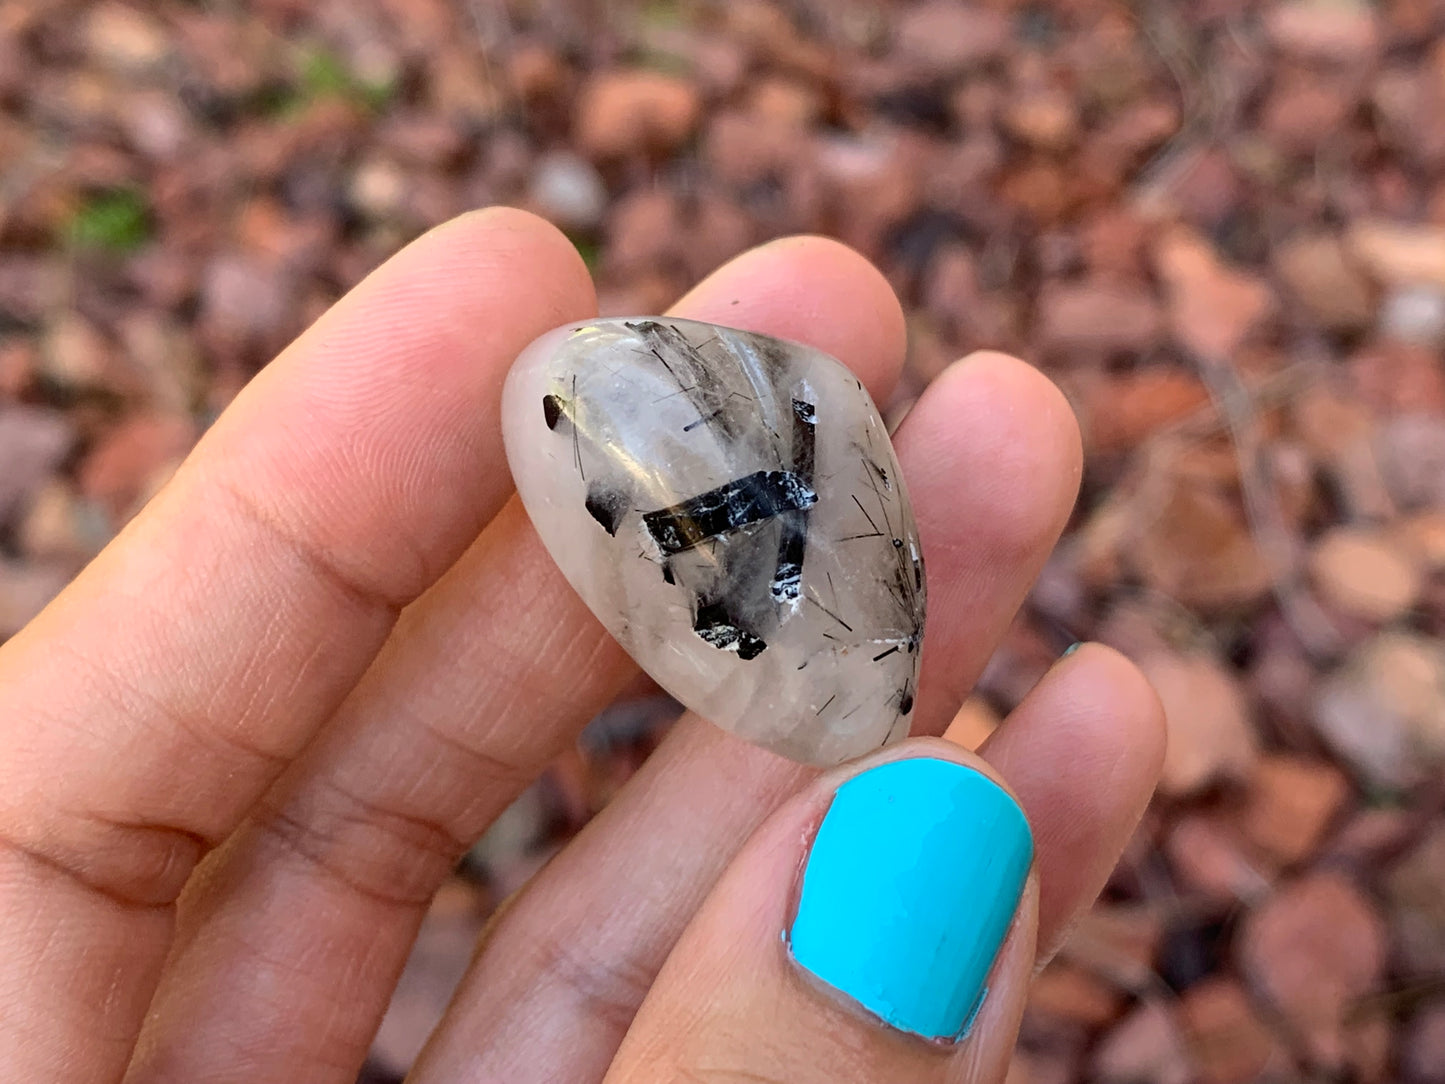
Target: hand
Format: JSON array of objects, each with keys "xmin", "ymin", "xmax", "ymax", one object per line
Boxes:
[{"xmin": 0, "ymin": 209, "xmax": 1163, "ymax": 1083}]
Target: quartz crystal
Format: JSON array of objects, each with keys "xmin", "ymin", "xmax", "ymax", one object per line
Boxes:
[{"xmin": 502, "ymin": 317, "xmax": 925, "ymax": 765}]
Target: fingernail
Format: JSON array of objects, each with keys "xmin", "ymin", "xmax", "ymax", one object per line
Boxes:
[{"xmin": 787, "ymin": 756, "xmax": 1032, "ymax": 1041}]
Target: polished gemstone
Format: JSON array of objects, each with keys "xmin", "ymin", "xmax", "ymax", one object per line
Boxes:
[{"xmin": 502, "ymin": 317, "xmax": 925, "ymax": 765}]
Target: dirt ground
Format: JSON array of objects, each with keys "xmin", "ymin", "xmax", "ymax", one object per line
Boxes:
[{"xmin": 2, "ymin": 1, "xmax": 1445, "ymax": 1081}]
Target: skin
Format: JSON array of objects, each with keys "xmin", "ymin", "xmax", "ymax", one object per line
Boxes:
[{"xmin": 0, "ymin": 209, "xmax": 1164, "ymax": 1084}]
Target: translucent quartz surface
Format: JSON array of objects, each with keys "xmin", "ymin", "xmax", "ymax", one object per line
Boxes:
[{"xmin": 502, "ymin": 317, "xmax": 925, "ymax": 765}]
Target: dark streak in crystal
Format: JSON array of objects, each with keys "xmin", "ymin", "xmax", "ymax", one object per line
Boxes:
[
  {"xmin": 806, "ymin": 594, "xmax": 854, "ymax": 633},
  {"xmin": 684, "ymin": 408, "xmax": 722, "ymax": 433},
  {"xmin": 542, "ymin": 394, "xmax": 565, "ymax": 430},
  {"xmin": 862, "ymin": 455, "xmax": 895, "ymax": 539},
  {"xmin": 650, "ymin": 346, "xmax": 679, "ymax": 381},
  {"xmin": 816, "ymin": 693, "xmax": 837, "ymax": 716},
  {"xmin": 791, "ymin": 398, "xmax": 817, "ymax": 453},
  {"xmin": 626, "ymin": 320, "xmax": 759, "ymax": 443},
  {"xmin": 693, "ymin": 600, "xmax": 767, "ymax": 660},
  {"xmin": 571, "ymin": 373, "xmax": 584, "ymax": 480},
  {"xmin": 873, "ymin": 645, "xmax": 900, "ymax": 661},
  {"xmin": 643, "ymin": 470, "xmax": 816, "ymax": 556},
  {"xmin": 746, "ymin": 334, "xmax": 798, "ymax": 379},
  {"xmin": 584, "ymin": 484, "xmax": 629, "ymax": 536},
  {"xmin": 851, "ymin": 494, "xmax": 881, "ymax": 535},
  {"xmin": 862, "ymin": 452, "xmax": 923, "ymax": 641},
  {"xmin": 769, "ymin": 398, "xmax": 816, "ymax": 602},
  {"xmin": 770, "ymin": 547, "xmax": 804, "ymax": 602}
]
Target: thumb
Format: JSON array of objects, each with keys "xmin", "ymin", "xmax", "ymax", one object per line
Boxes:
[{"xmin": 603, "ymin": 738, "xmax": 1039, "ymax": 1084}]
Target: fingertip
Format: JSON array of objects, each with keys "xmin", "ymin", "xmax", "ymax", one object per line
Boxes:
[
  {"xmin": 423, "ymin": 206, "xmax": 598, "ymax": 317},
  {"xmin": 754, "ymin": 234, "xmax": 907, "ymax": 351},
  {"xmin": 945, "ymin": 351, "xmax": 1084, "ymax": 494},
  {"xmin": 1050, "ymin": 642, "xmax": 1168, "ymax": 784},
  {"xmin": 432, "ymin": 203, "xmax": 571, "ymax": 249},
  {"xmin": 671, "ymin": 235, "xmax": 906, "ymax": 401},
  {"xmin": 901, "ymin": 351, "xmax": 1082, "ymax": 572}
]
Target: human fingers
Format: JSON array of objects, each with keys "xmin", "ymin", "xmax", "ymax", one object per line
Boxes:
[
  {"xmin": 410, "ymin": 353, "xmax": 1083, "ymax": 1083},
  {"xmin": 966, "ymin": 643, "xmax": 1165, "ymax": 963},
  {"xmin": 123, "ymin": 236, "xmax": 907, "ymax": 1084},
  {"xmin": 0, "ymin": 208, "xmax": 594, "ymax": 1081},
  {"xmin": 605, "ymin": 647, "xmax": 1162, "ymax": 1083},
  {"xmin": 604, "ymin": 741, "xmax": 1040, "ymax": 1084}
]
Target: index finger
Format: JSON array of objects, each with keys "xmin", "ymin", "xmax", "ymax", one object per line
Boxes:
[{"xmin": 0, "ymin": 208, "xmax": 594, "ymax": 1082}]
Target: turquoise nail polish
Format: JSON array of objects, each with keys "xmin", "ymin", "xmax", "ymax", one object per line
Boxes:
[{"xmin": 788, "ymin": 757, "xmax": 1033, "ymax": 1041}]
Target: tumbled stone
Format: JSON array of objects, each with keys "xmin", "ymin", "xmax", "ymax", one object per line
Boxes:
[{"xmin": 503, "ymin": 317, "xmax": 925, "ymax": 765}]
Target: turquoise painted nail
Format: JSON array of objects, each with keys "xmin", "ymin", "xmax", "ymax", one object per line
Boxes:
[{"xmin": 788, "ymin": 756, "xmax": 1033, "ymax": 1041}]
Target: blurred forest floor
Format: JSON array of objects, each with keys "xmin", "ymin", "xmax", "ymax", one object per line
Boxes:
[{"xmin": 3, "ymin": 1, "xmax": 1445, "ymax": 1081}]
